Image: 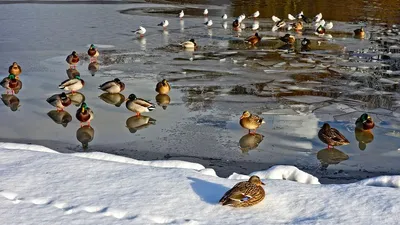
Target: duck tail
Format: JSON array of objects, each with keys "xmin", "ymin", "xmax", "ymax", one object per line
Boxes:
[
  {"xmin": 157, "ymin": 22, "xmax": 163, "ymax": 26},
  {"xmin": 58, "ymin": 85, "xmax": 64, "ymax": 89},
  {"xmin": 148, "ymin": 104, "xmax": 156, "ymax": 111}
]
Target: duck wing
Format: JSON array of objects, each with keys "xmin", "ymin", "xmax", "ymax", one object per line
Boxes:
[
  {"xmin": 99, "ymin": 80, "xmax": 116, "ymax": 90},
  {"xmin": 59, "ymin": 78, "xmax": 79, "ymax": 88},
  {"xmin": 330, "ymin": 128, "xmax": 349, "ymax": 142},
  {"xmin": 135, "ymin": 98, "xmax": 154, "ymax": 107}
]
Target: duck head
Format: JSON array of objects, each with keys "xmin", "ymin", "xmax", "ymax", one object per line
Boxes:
[
  {"xmin": 128, "ymin": 94, "xmax": 137, "ymax": 101},
  {"xmin": 240, "ymin": 111, "xmax": 251, "ymax": 119},
  {"xmin": 80, "ymin": 102, "xmax": 88, "ymax": 113},
  {"xmin": 249, "ymin": 175, "xmax": 265, "ymax": 186}
]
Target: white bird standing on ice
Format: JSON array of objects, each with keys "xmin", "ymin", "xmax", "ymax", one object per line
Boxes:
[
  {"xmin": 133, "ymin": 26, "xmax": 146, "ymax": 37},
  {"xmin": 204, "ymin": 9, "xmax": 208, "ymax": 17},
  {"xmin": 251, "ymin": 11, "xmax": 260, "ymax": 19},
  {"xmin": 238, "ymin": 14, "xmax": 246, "ymax": 23},
  {"xmin": 157, "ymin": 20, "xmax": 169, "ymax": 29},
  {"xmin": 204, "ymin": 20, "xmax": 213, "ymax": 27},
  {"xmin": 178, "ymin": 10, "xmax": 184, "ymax": 19},
  {"xmin": 222, "ymin": 14, "xmax": 228, "ymax": 20}
]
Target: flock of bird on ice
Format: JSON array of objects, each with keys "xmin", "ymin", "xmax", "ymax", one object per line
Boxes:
[{"xmin": 0, "ymin": 9, "xmax": 370, "ymax": 207}]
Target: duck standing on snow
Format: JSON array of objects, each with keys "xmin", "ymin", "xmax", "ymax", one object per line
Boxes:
[
  {"xmin": 66, "ymin": 51, "xmax": 80, "ymax": 69},
  {"xmin": 158, "ymin": 20, "xmax": 169, "ymax": 30},
  {"xmin": 180, "ymin": 39, "xmax": 197, "ymax": 49},
  {"xmin": 126, "ymin": 94, "xmax": 155, "ymax": 116},
  {"xmin": 240, "ymin": 111, "xmax": 265, "ymax": 134},
  {"xmin": 46, "ymin": 92, "xmax": 72, "ymax": 111},
  {"xmin": 272, "ymin": 16, "xmax": 286, "ymax": 31},
  {"xmin": 99, "ymin": 78, "xmax": 125, "ymax": 94},
  {"xmin": 219, "ymin": 175, "xmax": 265, "ymax": 207},
  {"xmin": 87, "ymin": 44, "xmax": 99, "ymax": 63},
  {"xmin": 133, "ymin": 26, "xmax": 146, "ymax": 37},
  {"xmin": 1, "ymin": 74, "xmax": 22, "ymax": 95},
  {"xmin": 245, "ymin": 32, "xmax": 261, "ymax": 45},
  {"xmin": 222, "ymin": 14, "xmax": 228, "ymax": 20},
  {"xmin": 178, "ymin": 10, "xmax": 184, "ymax": 19},
  {"xmin": 58, "ymin": 75, "xmax": 85, "ymax": 93},
  {"xmin": 318, "ymin": 123, "xmax": 350, "ymax": 149},
  {"xmin": 76, "ymin": 102, "xmax": 94, "ymax": 127},
  {"xmin": 354, "ymin": 27, "xmax": 365, "ymax": 39},
  {"xmin": 355, "ymin": 113, "xmax": 374, "ymax": 130},
  {"xmin": 280, "ymin": 34, "xmax": 295, "ymax": 44},
  {"xmin": 9, "ymin": 62, "xmax": 22, "ymax": 77},
  {"xmin": 204, "ymin": 20, "xmax": 213, "ymax": 28},
  {"xmin": 155, "ymin": 79, "xmax": 171, "ymax": 94}
]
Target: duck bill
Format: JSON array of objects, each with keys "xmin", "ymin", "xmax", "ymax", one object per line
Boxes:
[{"xmin": 81, "ymin": 108, "xmax": 85, "ymax": 113}]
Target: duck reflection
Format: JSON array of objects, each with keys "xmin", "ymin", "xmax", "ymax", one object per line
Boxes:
[
  {"xmin": 67, "ymin": 92, "xmax": 85, "ymax": 107},
  {"xmin": 88, "ymin": 62, "xmax": 99, "ymax": 76},
  {"xmin": 155, "ymin": 94, "xmax": 170, "ymax": 110},
  {"xmin": 317, "ymin": 148, "xmax": 349, "ymax": 169},
  {"xmin": 239, "ymin": 133, "xmax": 264, "ymax": 154},
  {"xmin": 1, "ymin": 94, "xmax": 20, "ymax": 111},
  {"xmin": 126, "ymin": 115, "xmax": 156, "ymax": 133},
  {"xmin": 76, "ymin": 125, "xmax": 95, "ymax": 150},
  {"xmin": 355, "ymin": 128, "xmax": 374, "ymax": 151},
  {"xmin": 99, "ymin": 93, "xmax": 125, "ymax": 107},
  {"xmin": 47, "ymin": 110, "xmax": 72, "ymax": 127},
  {"xmin": 66, "ymin": 68, "xmax": 80, "ymax": 79},
  {"xmin": 278, "ymin": 43, "xmax": 294, "ymax": 51}
]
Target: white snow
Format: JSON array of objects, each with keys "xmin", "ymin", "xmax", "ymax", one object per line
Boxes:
[{"xmin": 1, "ymin": 143, "xmax": 400, "ymax": 224}]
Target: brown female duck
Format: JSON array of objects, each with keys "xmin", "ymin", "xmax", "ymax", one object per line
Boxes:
[
  {"xmin": 240, "ymin": 111, "xmax": 265, "ymax": 134},
  {"xmin": 318, "ymin": 123, "xmax": 350, "ymax": 148},
  {"xmin": 9, "ymin": 62, "xmax": 22, "ymax": 77},
  {"xmin": 155, "ymin": 79, "xmax": 171, "ymax": 94},
  {"xmin": 219, "ymin": 175, "xmax": 265, "ymax": 207},
  {"xmin": 245, "ymin": 33, "xmax": 261, "ymax": 45}
]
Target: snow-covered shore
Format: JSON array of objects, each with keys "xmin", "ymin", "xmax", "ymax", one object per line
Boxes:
[{"xmin": 1, "ymin": 142, "xmax": 400, "ymax": 225}]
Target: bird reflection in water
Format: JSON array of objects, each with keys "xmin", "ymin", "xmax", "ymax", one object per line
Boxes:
[
  {"xmin": 355, "ymin": 128, "xmax": 374, "ymax": 151},
  {"xmin": 239, "ymin": 133, "xmax": 264, "ymax": 154},
  {"xmin": 99, "ymin": 93, "xmax": 126, "ymax": 107},
  {"xmin": 47, "ymin": 110, "xmax": 72, "ymax": 127},
  {"xmin": 1, "ymin": 94, "xmax": 20, "ymax": 111},
  {"xmin": 76, "ymin": 125, "xmax": 95, "ymax": 150},
  {"xmin": 67, "ymin": 92, "xmax": 85, "ymax": 107},
  {"xmin": 126, "ymin": 115, "xmax": 156, "ymax": 133},
  {"xmin": 66, "ymin": 68, "xmax": 80, "ymax": 79},
  {"xmin": 155, "ymin": 94, "xmax": 170, "ymax": 110},
  {"xmin": 88, "ymin": 62, "xmax": 99, "ymax": 76},
  {"xmin": 317, "ymin": 148, "xmax": 349, "ymax": 170}
]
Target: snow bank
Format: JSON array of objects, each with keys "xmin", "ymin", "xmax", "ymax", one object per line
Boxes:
[
  {"xmin": 358, "ymin": 176, "xmax": 400, "ymax": 188},
  {"xmin": 0, "ymin": 142, "xmax": 57, "ymax": 153}
]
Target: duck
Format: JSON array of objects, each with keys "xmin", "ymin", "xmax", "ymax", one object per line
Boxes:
[
  {"xmin": 155, "ymin": 94, "xmax": 171, "ymax": 110},
  {"xmin": 315, "ymin": 20, "xmax": 333, "ymax": 35},
  {"xmin": 126, "ymin": 94, "xmax": 155, "ymax": 116},
  {"xmin": 272, "ymin": 16, "xmax": 286, "ymax": 31},
  {"xmin": 300, "ymin": 14, "xmax": 313, "ymax": 24},
  {"xmin": 66, "ymin": 51, "xmax": 80, "ymax": 69},
  {"xmin": 178, "ymin": 10, "xmax": 184, "ymax": 19},
  {"xmin": 99, "ymin": 93, "xmax": 126, "ymax": 107},
  {"xmin": 301, "ymin": 38, "xmax": 311, "ymax": 47},
  {"xmin": 251, "ymin": 21, "xmax": 259, "ymax": 31},
  {"xmin": 76, "ymin": 125, "xmax": 95, "ymax": 150},
  {"xmin": 222, "ymin": 14, "xmax": 228, "ymax": 20},
  {"xmin": 47, "ymin": 110, "xmax": 72, "ymax": 128},
  {"xmin": 46, "ymin": 92, "xmax": 72, "ymax": 111},
  {"xmin": 1, "ymin": 94, "xmax": 20, "ymax": 112},
  {"xmin": 240, "ymin": 111, "xmax": 265, "ymax": 134},
  {"xmin": 237, "ymin": 14, "xmax": 246, "ymax": 23},
  {"xmin": 8, "ymin": 62, "xmax": 22, "ymax": 77},
  {"xmin": 354, "ymin": 27, "xmax": 365, "ymax": 38},
  {"xmin": 126, "ymin": 115, "xmax": 156, "ymax": 133},
  {"xmin": 76, "ymin": 102, "xmax": 94, "ymax": 127},
  {"xmin": 219, "ymin": 175, "xmax": 265, "ymax": 207},
  {"xmin": 180, "ymin": 39, "xmax": 197, "ymax": 49},
  {"xmin": 232, "ymin": 19, "xmax": 240, "ymax": 30},
  {"xmin": 244, "ymin": 33, "xmax": 261, "ymax": 45},
  {"xmin": 133, "ymin": 26, "xmax": 146, "ymax": 37},
  {"xmin": 204, "ymin": 20, "xmax": 213, "ymax": 27},
  {"xmin": 87, "ymin": 44, "xmax": 99, "ymax": 62},
  {"xmin": 316, "ymin": 25, "xmax": 326, "ymax": 35},
  {"xmin": 98, "ymin": 78, "xmax": 125, "ymax": 94},
  {"xmin": 155, "ymin": 79, "xmax": 171, "ymax": 94},
  {"xmin": 250, "ymin": 11, "xmax": 260, "ymax": 19},
  {"xmin": 1, "ymin": 74, "xmax": 22, "ymax": 95},
  {"xmin": 280, "ymin": 34, "xmax": 296, "ymax": 44},
  {"xmin": 355, "ymin": 113, "xmax": 374, "ymax": 130},
  {"xmin": 158, "ymin": 20, "xmax": 169, "ymax": 29},
  {"xmin": 203, "ymin": 9, "xmax": 208, "ymax": 17},
  {"xmin": 288, "ymin": 21, "xmax": 303, "ymax": 31},
  {"xmin": 313, "ymin": 13, "xmax": 322, "ymax": 23},
  {"xmin": 318, "ymin": 123, "xmax": 350, "ymax": 148},
  {"xmin": 58, "ymin": 75, "xmax": 85, "ymax": 93}
]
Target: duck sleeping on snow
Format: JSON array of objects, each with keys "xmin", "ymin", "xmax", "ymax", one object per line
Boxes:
[{"xmin": 219, "ymin": 175, "xmax": 265, "ymax": 207}]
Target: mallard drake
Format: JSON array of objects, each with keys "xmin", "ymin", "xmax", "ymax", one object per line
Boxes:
[
  {"xmin": 354, "ymin": 27, "xmax": 365, "ymax": 38},
  {"xmin": 0, "ymin": 74, "xmax": 22, "ymax": 94},
  {"xmin": 240, "ymin": 111, "xmax": 265, "ymax": 134},
  {"xmin": 155, "ymin": 94, "xmax": 170, "ymax": 110},
  {"xmin": 66, "ymin": 51, "xmax": 80, "ymax": 69},
  {"xmin": 99, "ymin": 93, "xmax": 125, "ymax": 107},
  {"xmin": 288, "ymin": 21, "xmax": 303, "ymax": 31},
  {"xmin": 9, "ymin": 62, "xmax": 22, "ymax": 77},
  {"xmin": 180, "ymin": 39, "xmax": 197, "ymax": 49},
  {"xmin": 280, "ymin": 34, "xmax": 296, "ymax": 44},
  {"xmin": 76, "ymin": 125, "xmax": 95, "ymax": 149},
  {"xmin": 178, "ymin": 10, "xmax": 184, "ymax": 20},
  {"xmin": 1, "ymin": 94, "xmax": 20, "ymax": 111},
  {"xmin": 88, "ymin": 62, "xmax": 99, "ymax": 76},
  {"xmin": 237, "ymin": 14, "xmax": 246, "ymax": 23},
  {"xmin": 46, "ymin": 92, "xmax": 71, "ymax": 111},
  {"xmin": 251, "ymin": 21, "xmax": 259, "ymax": 30},
  {"xmin": 99, "ymin": 78, "xmax": 125, "ymax": 94},
  {"xmin": 313, "ymin": 13, "xmax": 322, "ymax": 23},
  {"xmin": 288, "ymin": 11, "xmax": 303, "ymax": 20},
  {"xmin": 272, "ymin": 16, "xmax": 286, "ymax": 31},
  {"xmin": 133, "ymin": 26, "xmax": 146, "ymax": 37},
  {"xmin": 47, "ymin": 110, "xmax": 72, "ymax": 127},
  {"xmin": 66, "ymin": 68, "xmax": 80, "ymax": 79},
  {"xmin": 355, "ymin": 127, "xmax": 374, "ymax": 151},
  {"xmin": 126, "ymin": 115, "xmax": 156, "ymax": 133},
  {"xmin": 355, "ymin": 113, "xmax": 374, "ymax": 130},
  {"xmin": 59, "ymin": 75, "xmax": 84, "ymax": 93},
  {"xmin": 155, "ymin": 79, "xmax": 171, "ymax": 94},
  {"xmin": 219, "ymin": 175, "xmax": 265, "ymax": 207},
  {"xmin": 158, "ymin": 20, "xmax": 169, "ymax": 29},
  {"xmin": 126, "ymin": 94, "xmax": 155, "ymax": 116},
  {"xmin": 300, "ymin": 14, "xmax": 312, "ymax": 24},
  {"xmin": 245, "ymin": 33, "xmax": 261, "ymax": 45},
  {"xmin": 239, "ymin": 133, "xmax": 264, "ymax": 154},
  {"xmin": 316, "ymin": 25, "xmax": 326, "ymax": 34},
  {"xmin": 318, "ymin": 123, "xmax": 350, "ymax": 148},
  {"xmin": 87, "ymin": 44, "xmax": 99, "ymax": 62},
  {"xmin": 204, "ymin": 20, "xmax": 213, "ymax": 27},
  {"xmin": 76, "ymin": 102, "xmax": 94, "ymax": 127},
  {"xmin": 67, "ymin": 92, "xmax": 85, "ymax": 106}
]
